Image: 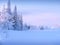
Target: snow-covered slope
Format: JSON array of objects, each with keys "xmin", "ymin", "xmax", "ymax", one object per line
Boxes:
[{"xmin": 0, "ymin": 29, "xmax": 60, "ymax": 44}]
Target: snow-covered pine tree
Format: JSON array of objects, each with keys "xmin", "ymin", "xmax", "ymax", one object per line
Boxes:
[
  {"xmin": 2, "ymin": 5, "xmax": 8, "ymax": 30},
  {"xmin": 19, "ymin": 13, "xmax": 23, "ymax": 30},
  {"xmin": 12, "ymin": 6, "xmax": 18, "ymax": 30},
  {"xmin": 6, "ymin": 0, "xmax": 14, "ymax": 30},
  {"xmin": 13, "ymin": 6, "xmax": 23, "ymax": 30},
  {"xmin": 1, "ymin": 5, "xmax": 13, "ymax": 30}
]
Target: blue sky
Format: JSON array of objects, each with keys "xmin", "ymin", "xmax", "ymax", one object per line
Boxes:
[{"xmin": 0, "ymin": 0, "xmax": 60, "ymax": 27}]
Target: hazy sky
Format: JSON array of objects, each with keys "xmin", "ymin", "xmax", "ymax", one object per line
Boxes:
[{"xmin": 0, "ymin": 0, "xmax": 60, "ymax": 27}]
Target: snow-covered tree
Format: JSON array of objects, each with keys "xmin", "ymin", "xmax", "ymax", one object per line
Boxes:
[
  {"xmin": 19, "ymin": 13, "xmax": 23, "ymax": 30},
  {"xmin": 12, "ymin": 6, "xmax": 23, "ymax": 30},
  {"xmin": 0, "ymin": 0, "xmax": 23, "ymax": 30},
  {"xmin": 12, "ymin": 6, "xmax": 18, "ymax": 30},
  {"xmin": 0, "ymin": 5, "xmax": 8, "ymax": 30},
  {"xmin": 1, "ymin": 5, "xmax": 13, "ymax": 30}
]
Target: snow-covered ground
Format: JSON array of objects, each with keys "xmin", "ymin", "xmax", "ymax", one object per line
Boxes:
[{"xmin": 0, "ymin": 29, "xmax": 60, "ymax": 45}]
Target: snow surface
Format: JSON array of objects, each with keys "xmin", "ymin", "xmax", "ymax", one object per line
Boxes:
[{"xmin": 0, "ymin": 29, "xmax": 60, "ymax": 44}]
